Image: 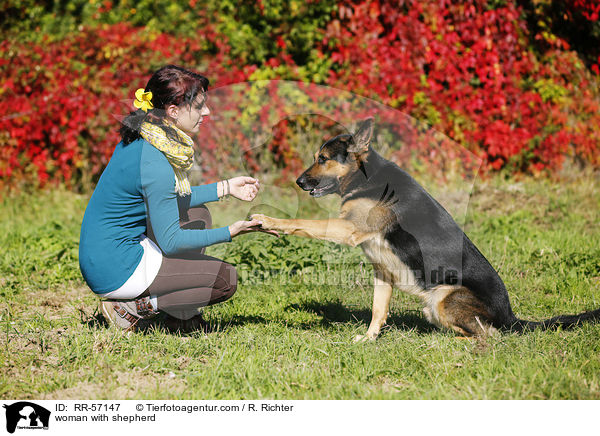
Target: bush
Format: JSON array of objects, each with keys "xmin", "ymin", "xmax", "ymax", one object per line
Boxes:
[
  {"xmin": 320, "ymin": 0, "xmax": 600, "ymax": 172},
  {"xmin": 1, "ymin": 0, "xmax": 599, "ymax": 190},
  {"xmin": 0, "ymin": 22, "xmax": 249, "ymax": 189}
]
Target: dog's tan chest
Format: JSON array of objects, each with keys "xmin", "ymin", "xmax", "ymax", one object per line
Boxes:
[
  {"xmin": 360, "ymin": 235, "xmax": 425, "ymax": 298},
  {"xmin": 340, "ymin": 198, "xmax": 395, "ymax": 233}
]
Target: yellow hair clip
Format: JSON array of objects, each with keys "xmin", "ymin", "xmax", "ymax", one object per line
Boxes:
[{"xmin": 134, "ymin": 88, "xmax": 153, "ymax": 112}]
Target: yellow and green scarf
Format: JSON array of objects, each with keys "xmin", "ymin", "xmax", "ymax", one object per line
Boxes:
[{"xmin": 140, "ymin": 121, "xmax": 194, "ymax": 196}]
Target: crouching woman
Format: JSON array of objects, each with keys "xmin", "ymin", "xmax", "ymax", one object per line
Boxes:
[{"xmin": 79, "ymin": 65, "xmax": 272, "ymax": 332}]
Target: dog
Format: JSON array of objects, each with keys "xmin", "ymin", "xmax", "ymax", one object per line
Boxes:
[{"xmin": 251, "ymin": 117, "xmax": 600, "ymax": 341}]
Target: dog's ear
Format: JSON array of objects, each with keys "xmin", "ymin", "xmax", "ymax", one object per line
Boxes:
[{"xmin": 349, "ymin": 117, "xmax": 374, "ymax": 153}]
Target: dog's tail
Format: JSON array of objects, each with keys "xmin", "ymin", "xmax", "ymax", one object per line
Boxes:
[{"xmin": 506, "ymin": 308, "xmax": 600, "ymax": 333}]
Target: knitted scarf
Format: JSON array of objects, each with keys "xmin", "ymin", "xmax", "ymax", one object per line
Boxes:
[{"xmin": 140, "ymin": 121, "xmax": 194, "ymax": 196}]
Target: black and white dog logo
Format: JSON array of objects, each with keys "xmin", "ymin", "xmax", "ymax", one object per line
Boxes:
[{"xmin": 3, "ymin": 402, "xmax": 51, "ymax": 433}]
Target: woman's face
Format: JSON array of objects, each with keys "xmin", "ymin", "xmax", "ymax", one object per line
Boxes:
[{"xmin": 175, "ymin": 93, "xmax": 210, "ymax": 135}]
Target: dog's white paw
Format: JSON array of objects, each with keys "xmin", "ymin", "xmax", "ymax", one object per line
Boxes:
[
  {"xmin": 354, "ymin": 333, "xmax": 377, "ymax": 343},
  {"xmin": 249, "ymin": 213, "xmax": 265, "ymax": 222},
  {"xmin": 250, "ymin": 213, "xmax": 276, "ymax": 230}
]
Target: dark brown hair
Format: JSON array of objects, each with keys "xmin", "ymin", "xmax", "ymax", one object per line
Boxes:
[{"xmin": 120, "ymin": 65, "xmax": 209, "ymax": 144}]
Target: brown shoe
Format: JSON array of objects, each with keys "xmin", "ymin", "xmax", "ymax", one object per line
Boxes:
[
  {"xmin": 118, "ymin": 296, "xmax": 159, "ymax": 319},
  {"xmin": 100, "ymin": 296, "xmax": 159, "ymax": 332},
  {"xmin": 100, "ymin": 300, "xmax": 138, "ymax": 331}
]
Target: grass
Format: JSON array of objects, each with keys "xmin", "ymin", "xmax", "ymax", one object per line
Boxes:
[{"xmin": 1, "ymin": 170, "xmax": 599, "ymax": 399}]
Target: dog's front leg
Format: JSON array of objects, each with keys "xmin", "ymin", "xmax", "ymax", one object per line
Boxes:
[
  {"xmin": 354, "ymin": 275, "xmax": 393, "ymax": 342},
  {"xmin": 250, "ymin": 215, "xmax": 372, "ymax": 247}
]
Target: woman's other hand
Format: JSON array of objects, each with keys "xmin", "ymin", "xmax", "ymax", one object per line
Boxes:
[{"xmin": 227, "ymin": 176, "xmax": 260, "ymax": 201}]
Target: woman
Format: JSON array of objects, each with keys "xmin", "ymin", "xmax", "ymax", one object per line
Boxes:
[{"xmin": 79, "ymin": 65, "xmax": 272, "ymax": 332}]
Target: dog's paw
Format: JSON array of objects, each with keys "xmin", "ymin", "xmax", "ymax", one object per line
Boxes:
[
  {"xmin": 250, "ymin": 214, "xmax": 277, "ymax": 230},
  {"xmin": 353, "ymin": 333, "xmax": 377, "ymax": 343}
]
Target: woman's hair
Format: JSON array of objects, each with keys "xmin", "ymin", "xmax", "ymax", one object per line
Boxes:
[{"xmin": 120, "ymin": 65, "xmax": 209, "ymax": 144}]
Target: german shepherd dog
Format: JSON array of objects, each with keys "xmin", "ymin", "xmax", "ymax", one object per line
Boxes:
[{"xmin": 252, "ymin": 118, "xmax": 600, "ymax": 341}]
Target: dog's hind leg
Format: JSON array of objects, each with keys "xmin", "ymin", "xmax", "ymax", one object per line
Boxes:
[
  {"xmin": 354, "ymin": 275, "xmax": 393, "ymax": 342},
  {"xmin": 427, "ymin": 286, "xmax": 497, "ymax": 337}
]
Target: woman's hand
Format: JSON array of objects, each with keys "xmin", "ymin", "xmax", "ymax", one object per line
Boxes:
[
  {"xmin": 228, "ymin": 218, "xmax": 279, "ymax": 238},
  {"xmin": 225, "ymin": 176, "xmax": 260, "ymax": 201}
]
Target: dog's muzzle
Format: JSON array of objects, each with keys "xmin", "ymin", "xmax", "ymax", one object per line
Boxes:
[{"xmin": 297, "ymin": 174, "xmax": 337, "ymax": 197}]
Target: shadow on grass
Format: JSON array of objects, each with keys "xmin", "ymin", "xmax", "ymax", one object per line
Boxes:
[
  {"xmin": 286, "ymin": 299, "xmax": 437, "ymax": 334},
  {"xmin": 85, "ymin": 300, "xmax": 436, "ymax": 336},
  {"xmin": 207, "ymin": 314, "xmax": 269, "ymax": 332},
  {"xmin": 80, "ymin": 307, "xmax": 108, "ymax": 329},
  {"xmin": 187, "ymin": 300, "xmax": 437, "ymax": 336}
]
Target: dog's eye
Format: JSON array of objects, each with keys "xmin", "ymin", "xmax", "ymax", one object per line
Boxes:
[{"xmin": 318, "ymin": 156, "xmax": 327, "ymax": 164}]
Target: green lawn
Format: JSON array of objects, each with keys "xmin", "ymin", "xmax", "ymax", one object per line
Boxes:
[{"xmin": 1, "ymin": 171, "xmax": 599, "ymax": 399}]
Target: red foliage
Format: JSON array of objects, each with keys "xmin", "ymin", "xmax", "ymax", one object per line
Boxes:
[
  {"xmin": 0, "ymin": 22, "xmax": 251, "ymax": 188},
  {"xmin": 567, "ymin": 0, "xmax": 600, "ymax": 21},
  {"xmin": 321, "ymin": 0, "xmax": 600, "ymax": 172},
  {"xmin": 1, "ymin": 0, "xmax": 599, "ymax": 189}
]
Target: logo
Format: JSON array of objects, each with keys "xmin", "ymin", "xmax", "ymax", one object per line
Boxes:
[{"xmin": 3, "ymin": 402, "xmax": 50, "ymax": 434}]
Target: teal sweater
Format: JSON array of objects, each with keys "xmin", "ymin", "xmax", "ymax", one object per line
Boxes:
[{"xmin": 79, "ymin": 138, "xmax": 231, "ymax": 294}]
